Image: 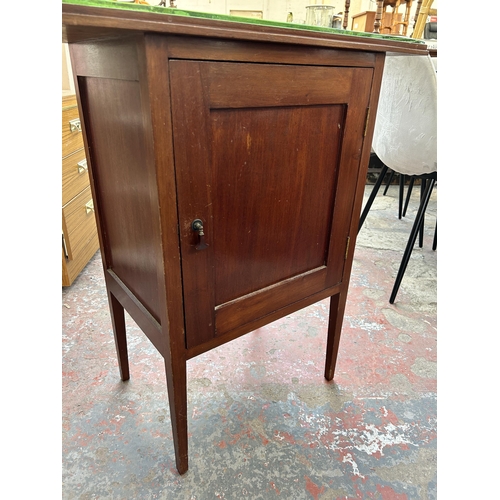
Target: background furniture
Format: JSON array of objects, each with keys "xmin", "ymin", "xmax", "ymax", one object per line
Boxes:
[
  {"xmin": 412, "ymin": 0, "xmax": 435, "ymax": 39},
  {"xmin": 373, "ymin": 0, "xmax": 414, "ymax": 35},
  {"xmin": 345, "ymin": 1, "xmax": 418, "ymax": 36},
  {"xmin": 351, "ymin": 10, "xmax": 403, "ymax": 33},
  {"xmin": 424, "ymin": 21, "xmax": 437, "ymax": 39},
  {"xmin": 63, "ymin": 1, "xmax": 427, "ymax": 475},
  {"xmin": 62, "ymin": 92, "xmax": 99, "ymax": 286},
  {"xmin": 360, "ymin": 53, "xmax": 437, "ymax": 303}
]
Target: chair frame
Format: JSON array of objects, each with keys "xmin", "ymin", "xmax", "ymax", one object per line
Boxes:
[
  {"xmin": 390, "ymin": 172, "xmax": 436, "ymax": 303},
  {"xmin": 358, "ymin": 163, "xmax": 436, "ymax": 304}
]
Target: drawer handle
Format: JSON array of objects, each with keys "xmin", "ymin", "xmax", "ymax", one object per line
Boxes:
[
  {"xmin": 192, "ymin": 219, "xmax": 208, "ymax": 250},
  {"xmin": 77, "ymin": 159, "xmax": 88, "ymax": 174},
  {"xmin": 62, "ymin": 232, "xmax": 69, "ymax": 259},
  {"xmin": 85, "ymin": 200, "xmax": 94, "ymax": 215},
  {"xmin": 69, "ymin": 118, "xmax": 81, "ymax": 133}
]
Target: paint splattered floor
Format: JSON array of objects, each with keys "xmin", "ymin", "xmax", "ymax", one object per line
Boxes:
[{"xmin": 62, "ymin": 184, "xmax": 437, "ymax": 499}]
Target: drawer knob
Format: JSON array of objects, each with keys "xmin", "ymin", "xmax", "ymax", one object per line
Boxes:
[
  {"xmin": 77, "ymin": 159, "xmax": 88, "ymax": 174},
  {"xmin": 192, "ymin": 219, "xmax": 208, "ymax": 250},
  {"xmin": 85, "ymin": 199, "xmax": 94, "ymax": 215},
  {"xmin": 69, "ymin": 118, "xmax": 82, "ymax": 133}
]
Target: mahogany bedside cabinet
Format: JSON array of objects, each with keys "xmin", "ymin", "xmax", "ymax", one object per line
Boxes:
[{"xmin": 62, "ymin": 0, "xmax": 428, "ymax": 474}]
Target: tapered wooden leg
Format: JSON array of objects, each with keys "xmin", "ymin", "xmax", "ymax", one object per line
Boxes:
[
  {"xmin": 108, "ymin": 292, "xmax": 129, "ymax": 381},
  {"xmin": 164, "ymin": 353, "xmax": 188, "ymax": 474},
  {"xmin": 325, "ymin": 291, "xmax": 348, "ymax": 381}
]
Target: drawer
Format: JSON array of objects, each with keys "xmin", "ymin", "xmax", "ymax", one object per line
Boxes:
[
  {"xmin": 62, "ymin": 148, "xmax": 89, "ymax": 206},
  {"xmin": 62, "ymin": 186, "xmax": 97, "ymax": 261},
  {"xmin": 62, "ymin": 232, "xmax": 99, "ymax": 287},
  {"xmin": 62, "ymin": 103, "xmax": 84, "ymax": 158}
]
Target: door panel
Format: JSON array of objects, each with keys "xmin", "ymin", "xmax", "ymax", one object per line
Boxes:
[
  {"xmin": 169, "ymin": 61, "xmax": 372, "ymax": 349},
  {"xmin": 211, "ymin": 104, "xmax": 343, "ymax": 305}
]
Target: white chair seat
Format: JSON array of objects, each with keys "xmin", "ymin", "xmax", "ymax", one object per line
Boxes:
[{"xmin": 372, "ymin": 53, "xmax": 437, "ymax": 176}]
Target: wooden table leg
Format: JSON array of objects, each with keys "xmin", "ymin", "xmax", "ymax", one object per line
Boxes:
[
  {"xmin": 412, "ymin": 0, "xmax": 423, "ymax": 36},
  {"xmin": 373, "ymin": 0, "xmax": 384, "ymax": 33},
  {"xmin": 108, "ymin": 288, "xmax": 188, "ymax": 474},
  {"xmin": 164, "ymin": 352, "xmax": 188, "ymax": 474},
  {"xmin": 324, "ymin": 291, "xmax": 348, "ymax": 381},
  {"xmin": 402, "ymin": 0, "xmax": 413, "ymax": 36},
  {"xmin": 343, "ymin": 0, "xmax": 350, "ymax": 30},
  {"xmin": 108, "ymin": 291, "xmax": 130, "ymax": 381}
]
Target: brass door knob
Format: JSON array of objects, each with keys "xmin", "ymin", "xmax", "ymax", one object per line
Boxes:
[{"xmin": 191, "ymin": 219, "xmax": 208, "ymax": 250}]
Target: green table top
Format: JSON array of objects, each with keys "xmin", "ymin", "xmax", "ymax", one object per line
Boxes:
[{"xmin": 62, "ymin": 0, "xmax": 424, "ymax": 45}]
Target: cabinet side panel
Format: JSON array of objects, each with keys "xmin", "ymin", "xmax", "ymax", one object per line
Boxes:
[{"xmin": 79, "ymin": 76, "xmax": 162, "ymax": 323}]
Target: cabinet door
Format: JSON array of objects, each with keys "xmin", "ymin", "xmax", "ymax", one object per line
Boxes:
[{"xmin": 170, "ymin": 61, "xmax": 372, "ymax": 349}]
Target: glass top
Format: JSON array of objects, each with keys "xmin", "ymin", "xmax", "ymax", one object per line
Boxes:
[{"xmin": 62, "ymin": 0, "xmax": 424, "ymax": 44}]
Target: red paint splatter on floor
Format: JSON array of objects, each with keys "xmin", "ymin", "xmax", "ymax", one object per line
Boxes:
[
  {"xmin": 274, "ymin": 430, "xmax": 296, "ymax": 445},
  {"xmin": 270, "ymin": 481, "xmax": 280, "ymax": 495},
  {"xmin": 380, "ymin": 407, "xmax": 400, "ymax": 426},
  {"xmin": 304, "ymin": 475, "xmax": 325, "ymax": 499},
  {"xmin": 376, "ymin": 484, "xmax": 408, "ymax": 499}
]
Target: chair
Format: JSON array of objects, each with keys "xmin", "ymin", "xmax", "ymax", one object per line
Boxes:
[
  {"xmin": 423, "ymin": 21, "xmax": 437, "ymax": 40},
  {"xmin": 343, "ymin": 0, "xmax": 435, "ymax": 38},
  {"xmin": 343, "ymin": 0, "xmax": 412, "ymax": 34},
  {"xmin": 375, "ymin": 0, "xmax": 414, "ymax": 35},
  {"xmin": 359, "ymin": 53, "xmax": 437, "ymax": 303}
]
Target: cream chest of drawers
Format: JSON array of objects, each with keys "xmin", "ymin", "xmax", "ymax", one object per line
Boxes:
[{"xmin": 62, "ymin": 92, "xmax": 99, "ymax": 286}]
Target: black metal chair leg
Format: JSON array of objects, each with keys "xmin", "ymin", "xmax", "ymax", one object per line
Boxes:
[
  {"xmin": 403, "ymin": 176, "xmax": 415, "ymax": 217},
  {"xmin": 418, "ymin": 178, "xmax": 426, "ymax": 248},
  {"xmin": 390, "ymin": 176, "xmax": 436, "ymax": 304},
  {"xmin": 398, "ymin": 174, "xmax": 405, "ymax": 219},
  {"xmin": 383, "ymin": 169, "xmax": 395, "ymax": 195},
  {"xmin": 358, "ymin": 164, "xmax": 389, "ymax": 233},
  {"xmin": 432, "ymin": 221, "xmax": 437, "ymax": 251}
]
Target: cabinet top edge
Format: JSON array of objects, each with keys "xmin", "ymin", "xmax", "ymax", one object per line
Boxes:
[{"xmin": 62, "ymin": 3, "xmax": 429, "ymax": 55}]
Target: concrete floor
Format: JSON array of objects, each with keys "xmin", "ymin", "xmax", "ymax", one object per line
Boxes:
[{"xmin": 62, "ymin": 183, "xmax": 437, "ymax": 499}]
